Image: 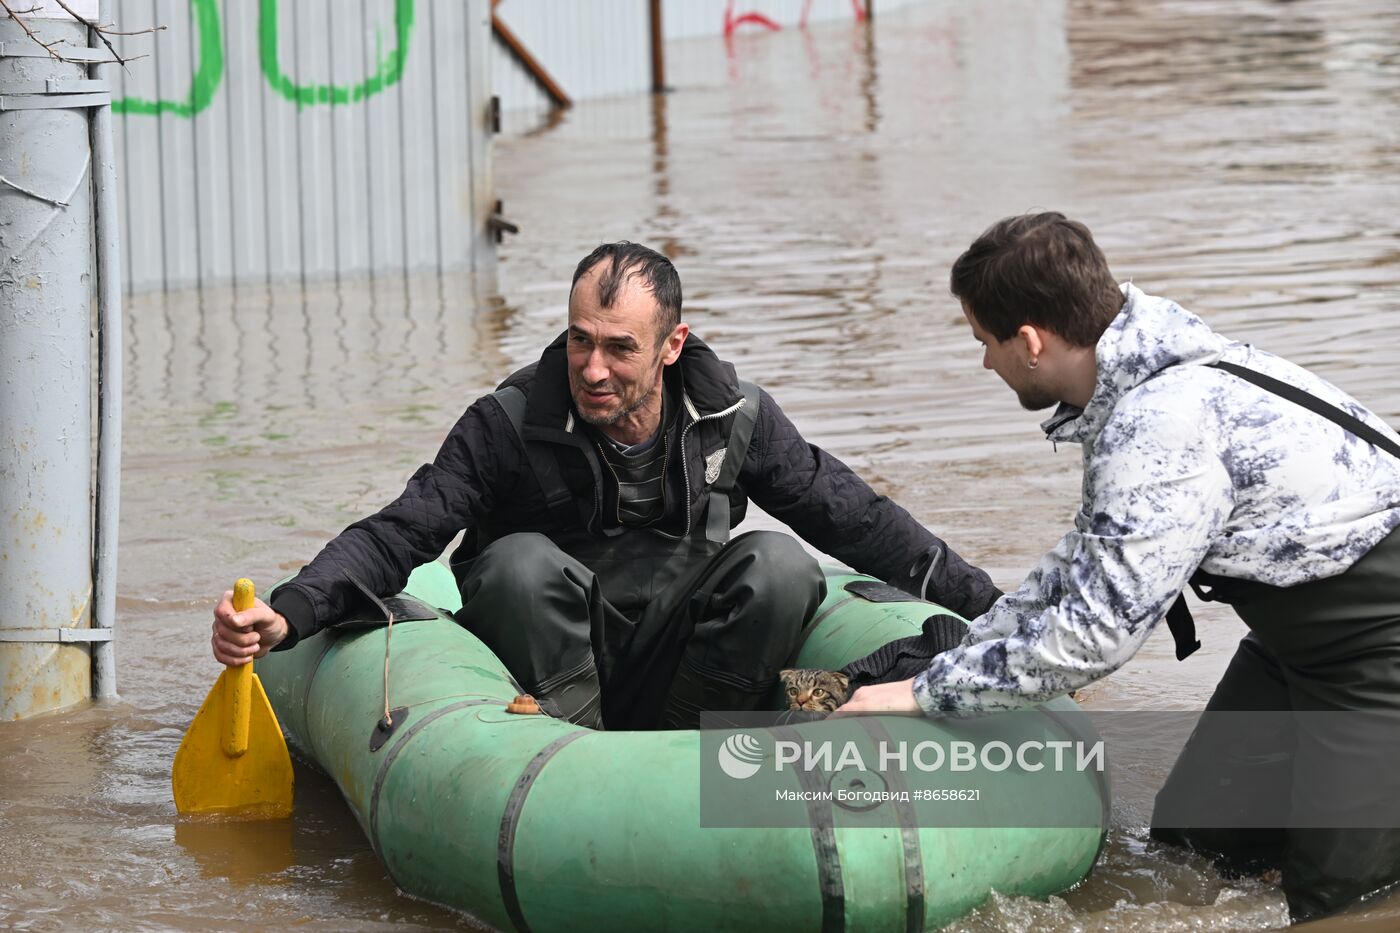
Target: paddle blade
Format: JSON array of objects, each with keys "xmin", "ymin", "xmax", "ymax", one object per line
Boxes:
[{"xmin": 173, "ymin": 667, "xmax": 294, "ymax": 819}]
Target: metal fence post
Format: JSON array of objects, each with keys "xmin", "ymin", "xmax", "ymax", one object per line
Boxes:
[
  {"xmin": 90, "ymin": 0, "xmax": 122, "ymax": 701},
  {"xmin": 649, "ymin": 0, "xmax": 665, "ymax": 93},
  {"xmin": 468, "ymin": 0, "xmax": 497, "ymax": 277}
]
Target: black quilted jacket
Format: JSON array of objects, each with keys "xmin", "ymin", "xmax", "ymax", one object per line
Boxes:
[{"xmin": 270, "ymin": 333, "xmax": 1000, "ymax": 647}]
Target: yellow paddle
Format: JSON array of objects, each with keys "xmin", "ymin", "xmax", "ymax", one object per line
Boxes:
[{"xmin": 172, "ymin": 579, "xmax": 294, "ymax": 818}]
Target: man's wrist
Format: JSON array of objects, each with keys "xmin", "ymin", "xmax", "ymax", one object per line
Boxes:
[
  {"xmin": 269, "ymin": 614, "xmax": 290, "ymax": 649},
  {"xmin": 911, "ymin": 670, "xmax": 946, "ymax": 716},
  {"xmin": 268, "ymin": 587, "xmax": 314, "ymax": 651}
]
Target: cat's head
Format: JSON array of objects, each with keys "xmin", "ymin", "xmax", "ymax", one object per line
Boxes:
[{"xmin": 779, "ymin": 669, "xmax": 850, "ymax": 712}]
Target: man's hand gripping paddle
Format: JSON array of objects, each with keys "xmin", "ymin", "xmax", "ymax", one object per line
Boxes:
[{"xmin": 172, "ymin": 579, "xmax": 294, "ymax": 818}]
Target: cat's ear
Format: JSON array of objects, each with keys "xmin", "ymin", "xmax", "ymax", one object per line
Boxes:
[
  {"xmin": 832, "ymin": 672, "xmax": 850, "ymax": 689},
  {"xmin": 778, "ymin": 669, "xmax": 796, "ymax": 680}
]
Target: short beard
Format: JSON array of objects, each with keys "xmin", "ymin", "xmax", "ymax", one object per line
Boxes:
[
  {"xmin": 578, "ymin": 382, "xmax": 658, "ymax": 427},
  {"xmin": 1016, "ymin": 386, "xmax": 1059, "ymax": 412}
]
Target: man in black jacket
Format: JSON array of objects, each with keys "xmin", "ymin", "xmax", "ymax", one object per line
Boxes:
[{"xmin": 211, "ymin": 242, "xmax": 998, "ymax": 729}]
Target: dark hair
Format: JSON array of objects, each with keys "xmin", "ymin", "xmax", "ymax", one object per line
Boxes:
[
  {"xmin": 571, "ymin": 242, "xmax": 682, "ymax": 343},
  {"xmin": 949, "ymin": 212, "xmax": 1122, "ymax": 348}
]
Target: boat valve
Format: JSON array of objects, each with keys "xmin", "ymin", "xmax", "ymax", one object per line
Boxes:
[{"xmin": 506, "ymin": 694, "xmax": 542, "ymax": 715}]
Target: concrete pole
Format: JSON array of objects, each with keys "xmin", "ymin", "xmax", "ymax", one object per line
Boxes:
[{"xmin": 0, "ymin": 9, "xmax": 99, "ymax": 720}]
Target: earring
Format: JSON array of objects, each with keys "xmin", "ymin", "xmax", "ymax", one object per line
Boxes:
[{"xmin": 1027, "ymin": 358, "xmax": 1039, "ymax": 370}]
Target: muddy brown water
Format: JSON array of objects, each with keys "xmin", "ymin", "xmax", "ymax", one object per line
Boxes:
[{"xmin": 4, "ymin": 1, "xmax": 1399, "ymax": 929}]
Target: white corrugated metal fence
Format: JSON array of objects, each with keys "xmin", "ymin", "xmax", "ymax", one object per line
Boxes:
[{"xmin": 111, "ymin": 0, "xmax": 494, "ymax": 291}]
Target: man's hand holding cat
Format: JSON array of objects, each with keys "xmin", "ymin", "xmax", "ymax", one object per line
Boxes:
[{"xmin": 830, "ymin": 678, "xmax": 921, "ymax": 717}]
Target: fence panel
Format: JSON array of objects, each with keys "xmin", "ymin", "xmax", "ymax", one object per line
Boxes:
[{"xmin": 112, "ymin": 0, "xmax": 495, "ymax": 291}]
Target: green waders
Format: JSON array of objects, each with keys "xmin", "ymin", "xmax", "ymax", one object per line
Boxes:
[
  {"xmin": 1147, "ymin": 358, "xmax": 1400, "ymax": 921},
  {"xmin": 1151, "ymin": 525, "xmax": 1400, "ymax": 921},
  {"xmin": 455, "ymin": 529, "xmax": 824, "ymax": 731},
  {"xmin": 453, "ymin": 380, "xmax": 825, "ymax": 731}
]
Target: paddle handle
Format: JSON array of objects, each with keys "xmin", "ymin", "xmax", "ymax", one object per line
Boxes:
[{"xmin": 223, "ymin": 578, "xmax": 256, "ymax": 758}]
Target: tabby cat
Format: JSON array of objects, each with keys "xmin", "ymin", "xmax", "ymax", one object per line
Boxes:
[{"xmin": 779, "ymin": 669, "xmax": 850, "ymax": 713}]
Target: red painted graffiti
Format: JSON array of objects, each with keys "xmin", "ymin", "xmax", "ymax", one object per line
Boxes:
[
  {"xmin": 724, "ymin": 0, "xmax": 781, "ymax": 37},
  {"xmin": 732, "ymin": 0, "xmax": 869, "ymax": 35}
]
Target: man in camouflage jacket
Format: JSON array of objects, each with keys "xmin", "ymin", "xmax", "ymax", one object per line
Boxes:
[{"xmin": 838, "ymin": 213, "xmax": 1400, "ymax": 921}]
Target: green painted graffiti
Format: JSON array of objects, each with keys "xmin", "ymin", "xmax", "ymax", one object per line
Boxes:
[
  {"xmin": 260, "ymin": 0, "xmax": 415, "ymax": 107},
  {"xmin": 111, "ymin": 0, "xmax": 415, "ymax": 117},
  {"xmin": 112, "ymin": 0, "xmax": 223, "ymax": 117}
]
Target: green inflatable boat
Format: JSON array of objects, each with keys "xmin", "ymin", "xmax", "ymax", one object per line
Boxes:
[{"xmin": 256, "ymin": 563, "xmax": 1108, "ymax": 931}]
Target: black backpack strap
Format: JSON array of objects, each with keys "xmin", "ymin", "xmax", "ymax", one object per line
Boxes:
[
  {"xmin": 492, "ymin": 386, "xmax": 576, "ymax": 520},
  {"xmin": 1164, "ymin": 595, "xmax": 1202, "ymax": 662},
  {"xmin": 704, "ymin": 380, "xmax": 763, "ymax": 544},
  {"xmin": 1165, "ymin": 361, "xmax": 1399, "ymax": 662},
  {"xmin": 1211, "ymin": 361, "xmax": 1400, "ymax": 460}
]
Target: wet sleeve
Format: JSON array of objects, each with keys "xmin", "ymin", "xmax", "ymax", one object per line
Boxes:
[
  {"xmin": 912, "ymin": 410, "xmax": 1234, "ymax": 712},
  {"xmin": 268, "ymin": 396, "xmax": 518, "ymax": 649}
]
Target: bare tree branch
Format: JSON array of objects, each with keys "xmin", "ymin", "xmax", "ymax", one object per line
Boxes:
[
  {"xmin": 51, "ymin": 0, "xmax": 121, "ymax": 63},
  {"xmin": 90, "ymin": 23, "xmax": 167, "ymax": 37},
  {"xmin": 1, "ymin": 0, "xmax": 162, "ymax": 66},
  {"xmin": 0, "ymin": 0, "xmax": 67, "ymax": 60},
  {"xmin": 53, "ymin": 0, "xmax": 163, "ymax": 66}
]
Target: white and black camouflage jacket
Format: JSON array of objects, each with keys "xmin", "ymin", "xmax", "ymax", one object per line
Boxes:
[{"xmin": 913, "ymin": 284, "xmax": 1400, "ymax": 713}]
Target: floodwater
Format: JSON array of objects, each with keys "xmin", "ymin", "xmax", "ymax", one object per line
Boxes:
[{"xmin": 4, "ymin": 0, "xmax": 1400, "ymax": 929}]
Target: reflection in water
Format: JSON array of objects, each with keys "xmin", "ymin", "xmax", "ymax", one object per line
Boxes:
[
  {"xmin": 174, "ymin": 817, "xmax": 295, "ymax": 884},
  {"xmin": 4, "ymin": 0, "xmax": 1400, "ymax": 929}
]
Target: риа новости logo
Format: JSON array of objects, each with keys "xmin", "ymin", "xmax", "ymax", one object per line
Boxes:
[{"xmin": 717, "ymin": 732, "xmax": 765, "ymax": 779}]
